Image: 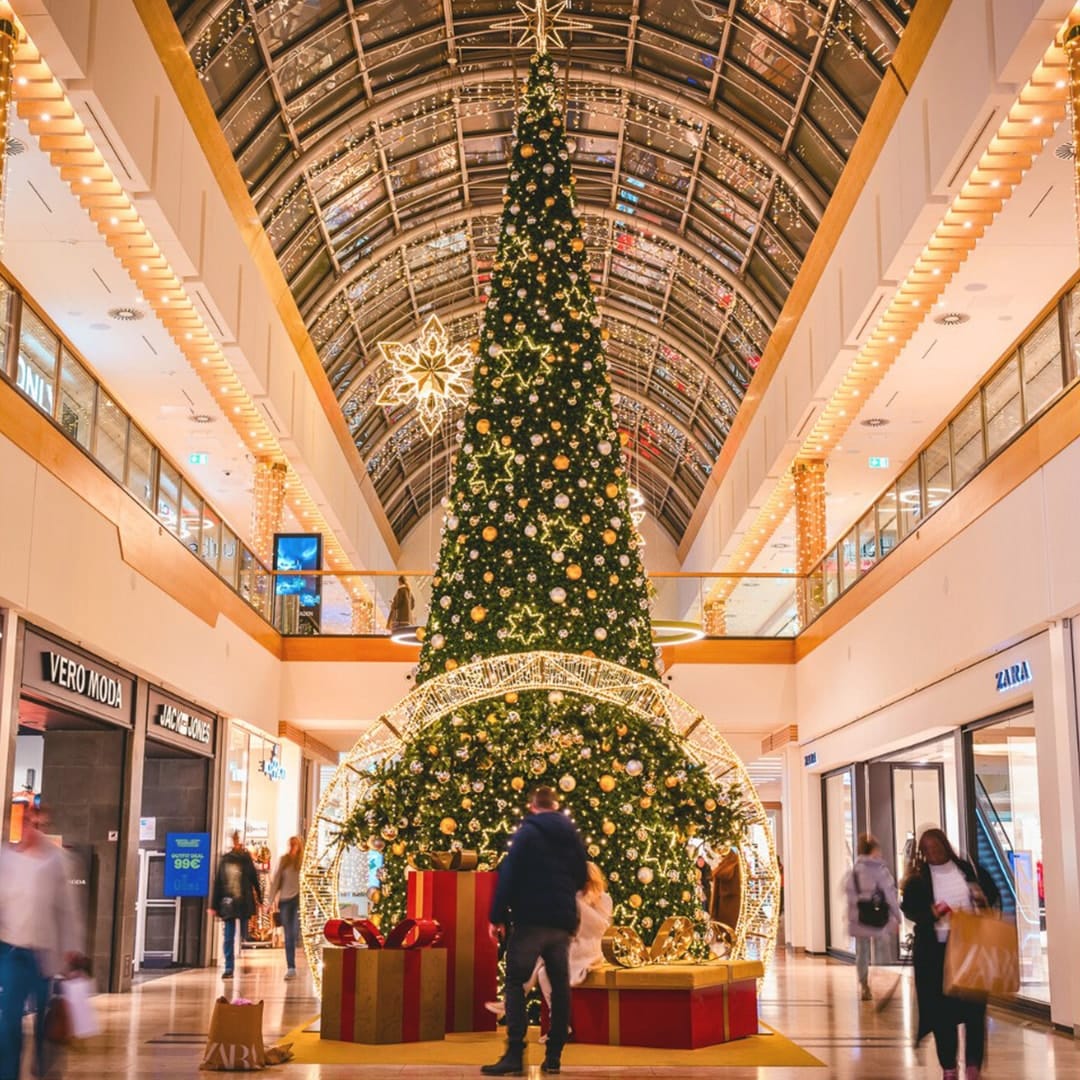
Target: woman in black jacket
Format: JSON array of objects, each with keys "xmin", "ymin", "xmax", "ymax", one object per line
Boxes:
[{"xmin": 900, "ymin": 828, "xmax": 1000, "ymax": 1080}]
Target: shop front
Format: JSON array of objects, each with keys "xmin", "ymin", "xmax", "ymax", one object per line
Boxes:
[
  {"xmin": 223, "ymin": 720, "xmax": 302, "ymax": 946},
  {"xmin": 135, "ymin": 687, "xmax": 218, "ymax": 976},
  {"xmin": 813, "ymin": 634, "xmax": 1060, "ymax": 1017},
  {"xmin": 15, "ymin": 627, "xmax": 135, "ymax": 991}
]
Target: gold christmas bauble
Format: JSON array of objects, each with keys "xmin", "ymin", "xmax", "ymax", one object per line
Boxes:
[
  {"xmin": 704, "ymin": 798, "xmax": 717, "ymax": 812},
  {"xmin": 553, "ymin": 454, "xmax": 570, "ymax": 471},
  {"xmin": 521, "ymin": 144, "xmax": 535, "ymax": 157},
  {"xmin": 483, "ymin": 571, "xmax": 494, "ymax": 583},
  {"xmin": 628, "ymin": 894, "xmax": 643, "ymax": 909},
  {"xmin": 602, "ymin": 529, "xmax": 617, "ymax": 545},
  {"xmin": 416, "ymin": 626, "xmax": 426, "ymax": 641},
  {"xmin": 551, "ymin": 420, "xmax": 562, "ymax": 431},
  {"xmin": 559, "ymin": 775, "xmax": 576, "ymax": 793},
  {"xmin": 391, "ymin": 841, "xmax": 406, "ymax": 857},
  {"xmin": 566, "ymin": 564, "xmax": 582, "ymax": 580},
  {"xmin": 605, "ymin": 483, "xmax": 618, "ymax": 498},
  {"xmin": 505, "ymin": 691, "xmax": 519, "ymax": 703},
  {"xmin": 445, "ymin": 659, "xmax": 458, "ymax": 672},
  {"xmin": 470, "ymin": 340, "xmax": 481, "ymax": 354},
  {"xmin": 601, "ymin": 820, "xmax": 616, "ymax": 836},
  {"xmin": 511, "ymin": 776, "xmax": 526, "ymax": 792},
  {"xmin": 501, "ymin": 435, "xmax": 512, "ymax": 446},
  {"xmin": 639, "ymin": 796, "xmax": 652, "ymax": 809},
  {"xmin": 476, "ymin": 730, "xmax": 489, "ymax": 743},
  {"xmin": 471, "ymin": 605, "xmax": 487, "ymax": 622},
  {"xmin": 609, "ymin": 574, "xmax": 619, "ymax": 585},
  {"xmin": 615, "ymin": 723, "xmax": 628, "ymax": 737},
  {"xmin": 581, "ymin": 514, "xmax": 591, "ymax": 524},
  {"xmin": 439, "ymin": 817, "xmax": 457, "ymax": 835},
  {"xmin": 477, "ymin": 418, "xmax": 491, "ymax": 434},
  {"xmin": 461, "ymin": 797, "xmax": 473, "ymax": 810},
  {"xmin": 518, "ymin": 498, "xmax": 530, "ymax": 509},
  {"xmin": 598, "ymin": 774, "xmax": 616, "ymax": 793},
  {"xmin": 586, "ymin": 589, "xmax": 598, "ymax": 600},
  {"xmin": 582, "ymin": 648, "xmax": 596, "ymax": 657},
  {"xmin": 482, "ymin": 526, "xmax": 498, "ymax": 541},
  {"xmin": 427, "ymin": 744, "xmax": 439, "ymax": 755},
  {"xmin": 664, "ymin": 775, "xmax": 679, "ymax": 789},
  {"xmin": 571, "ymin": 238, "xmax": 585, "ymax": 252}
]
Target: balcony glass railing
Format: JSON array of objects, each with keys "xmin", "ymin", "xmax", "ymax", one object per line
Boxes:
[
  {"xmin": 269, "ymin": 571, "xmax": 801, "ymax": 639},
  {"xmin": 801, "ymin": 275, "xmax": 1080, "ymax": 626},
  {"xmin": 0, "ymin": 268, "xmax": 275, "ymax": 619}
]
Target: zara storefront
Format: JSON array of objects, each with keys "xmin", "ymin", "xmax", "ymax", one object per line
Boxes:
[{"xmin": 807, "ymin": 627, "xmax": 1079, "ymax": 1022}]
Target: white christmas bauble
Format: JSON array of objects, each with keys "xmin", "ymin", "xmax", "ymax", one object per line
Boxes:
[
  {"xmin": 440, "ymin": 595, "xmax": 452, "ymax": 609},
  {"xmin": 431, "ymin": 634, "xmax": 445, "ymax": 649},
  {"xmin": 551, "ymin": 587, "xmax": 567, "ymax": 604},
  {"xmin": 626, "ymin": 759, "xmax": 643, "ymax": 776},
  {"xmin": 525, "ymin": 524, "xmax": 538, "ymax": 537},
  {"xmin": 637, "ymin": 867, "xmax": 654, "ymax": 885},
  {"xmin": 551, "ymin": 550, "xmax": 565, "ymax": 564},
  {"xmin": 594, "ymin": 627, "xmax": 608, "ymax": 640},
  {"xmin": 598, "ymin": 441, "xmax": 612, "ymax": 455},
  {"xmin": 555, "ymin": 494, "xmax": 570, "ymax": 509}
]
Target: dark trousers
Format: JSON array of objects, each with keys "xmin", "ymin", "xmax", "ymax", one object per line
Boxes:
[
  {"xmin": 279, "ymin": 897, "xmax": 300, "ymax": 970},
  {"xmin": 931, "ymin": 1004, "xmax": 987, "ymax": 1069},
  {"xmin": 0, "ymin": 942, "xmax": 49, "ymax": 1080},
  {"xmin": 504, "ymin": 925, "xmax": 571, "ymax": 1056},
  {"xmin": 222, "ymin": 917, "xmax": 248, "ymax": 973}
]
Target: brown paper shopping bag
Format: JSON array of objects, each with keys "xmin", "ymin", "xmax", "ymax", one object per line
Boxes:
[
  {"xmin": 943, "ymin": 910, "xmax": 1020, "ymax": 998},
  {"xmin": 200, "ymin": 998, "xmax": 267, "ymax": 1071}
]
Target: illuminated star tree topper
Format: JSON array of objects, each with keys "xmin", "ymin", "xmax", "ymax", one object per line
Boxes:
[
  {"xmin": 491, "ymin": 0, "xmax": 592, "ymax": 55},
  {"xmin": 377, "ymin": 314, "xmax": 472, "ymax": 436}
]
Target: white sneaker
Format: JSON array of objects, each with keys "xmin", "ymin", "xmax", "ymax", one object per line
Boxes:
[
  {"xmin": 483, "ymin": 1000, "xmax": 505, "ymax": 1017},
  {"xmin": 284, "ymin": 969, "xmax": 297, "ymax": 981}
]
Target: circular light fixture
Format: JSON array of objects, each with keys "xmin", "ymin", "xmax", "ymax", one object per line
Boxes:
[
  {"xmin": 860, "ymin": 417, "xmax": 890, "ymax": 428},
  {"xmin": 934, "ymin": 311, "xmax": 970, "ymax": 327},
  {"xmin": 107, "ymin": 306, "xmax": 144, "ymax": 322},
  {"xmin": 191, "ymin": 413, "xmax": 215, "ymax": 424},
  {"xmin": 1056, "ymin": 141, "xmax": 1075, "ymax": 161},
  {"xmin": 390, "ymin": 625, "xmax": 424, "ymax": 645},
  {"xmin": 650, "ymin": 620, "xmax": 706, "ymax": 645},
  {"xmin": 5, "ymin": 137, "xmax": 26, "ymax": 157}
]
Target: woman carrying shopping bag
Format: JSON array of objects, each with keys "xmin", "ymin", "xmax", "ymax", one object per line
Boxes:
[{"xmin": 901, "ymin": 828, "xmax": 1000, "ymax": 1080}]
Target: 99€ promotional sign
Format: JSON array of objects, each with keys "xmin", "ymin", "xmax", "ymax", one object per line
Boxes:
[{"xmin": 164, "ymin": 832, "xmax": 212, "ymax": 897}]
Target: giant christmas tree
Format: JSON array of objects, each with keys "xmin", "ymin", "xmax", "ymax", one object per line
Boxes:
[
  {"xmin": 416, "ymin": 49, "xmax": 655, "ymax": 682},
  {"xmin": 343, "ymin": 35, "xmax": 751, "ymax": 943}
]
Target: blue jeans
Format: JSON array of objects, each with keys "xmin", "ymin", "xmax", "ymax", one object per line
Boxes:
[
  {"xmin": 0, "ymin": 942, "xmax": 49, "ymax": 1080},
  {"xmin": 279, "ymin": 897, "xmax": 300, "ymax": 971},
  {"xmin": 222, "ymin": 917, "xmax": 247, "ymax": 973}
]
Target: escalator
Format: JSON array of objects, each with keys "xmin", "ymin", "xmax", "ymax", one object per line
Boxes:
[{"xmin": 974, "ymin": 777, "xmax": 1017, "ymax": 916}]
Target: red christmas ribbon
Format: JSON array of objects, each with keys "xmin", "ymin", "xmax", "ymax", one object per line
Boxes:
[{"xmin": 324, "ymin": 917, "xmax": 442, "ymax": 949}]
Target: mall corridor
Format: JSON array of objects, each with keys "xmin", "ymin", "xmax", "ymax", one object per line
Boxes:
[{"xmin": 32, "ymin": 950, "xmax": 1080, "ymax": 1080}]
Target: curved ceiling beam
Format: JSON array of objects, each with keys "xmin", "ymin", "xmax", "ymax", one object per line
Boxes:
[
  {"xmin": 256, "ymin": 65, "xmax": 827, "ymax": 220},
  {"xmin": 338, "ymin": 294, "xmax": 745, "ymax": 420},
  {"xmin": 302, "ymin": 202, "xmax": 779, "ymax": 333}
]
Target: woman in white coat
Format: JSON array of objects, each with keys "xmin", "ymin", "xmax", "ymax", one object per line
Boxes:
[{"xmin": 844, "ymin": 834, "xmax": 901, "ymax": 1001}]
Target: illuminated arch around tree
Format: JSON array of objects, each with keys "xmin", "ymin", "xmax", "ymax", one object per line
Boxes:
[{"xmin": 300, "ymin": 650, "xmax": 780, "ymax": 993}]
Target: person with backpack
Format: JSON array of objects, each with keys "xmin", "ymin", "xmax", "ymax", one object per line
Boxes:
[{"xmin": 844, "ymin": 833, "xmax": 900, "ymax": 1001}]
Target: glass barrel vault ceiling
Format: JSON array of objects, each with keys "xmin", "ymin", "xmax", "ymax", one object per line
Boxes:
[{"xmin": 168, "ymin": 0, "xmax": 915, "ymax": 545}]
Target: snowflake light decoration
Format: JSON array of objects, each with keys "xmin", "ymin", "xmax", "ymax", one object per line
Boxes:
[
  {"xmin": 491, "ymin": 0, "xmax": 592, "ymax": 55},
  {"xmin": 376, "ymin": 314, "xmax": 472, "ymax": 436}
]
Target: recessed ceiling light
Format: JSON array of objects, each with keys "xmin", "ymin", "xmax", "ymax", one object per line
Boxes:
[
  {"xmin": 990, "ymin": 177, "xmax": 1002, "ymax": 186},
  {"xmin": 934, "ymin": 311, "xmax": 971, "ymax": 327},
  {"xmin": 40, "ymin": 113, "xmax": 50, "ymax": 122},
  {"xmin": 5, "ymin": 137, "xmax": 26, "ymax": 157},
  {"xmin": 861, "ymin": 417, "xmax": 890, "ymax": 428},
  {"xmin": 191, "ymin": 413, "xmax": 214, "ymax": 424},
  {"xmin": 1055, "ymin": 142, "xmax": 1075, "ymax": 161}
]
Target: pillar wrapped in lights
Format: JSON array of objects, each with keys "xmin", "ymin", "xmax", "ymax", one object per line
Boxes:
[
  {"xmin": 703, "ymin": 597, "xmax": 727, "ymax": 637},
  {"xmin": 251, "ymin": 458, "xmax": 287, "ymax": 566},
  {"xmin": 793, "ymin": 459, "xmax": 827, "ymax": 628},
  {"xmin": 350, "ymin": 596, "xmax": 374, "ymax": 635},
  {"xmin": 1065, "ymin": 23, "xmax": 1080, "ymax": 260},
  {"xmin": 0, "ymin": 8, "xmax": 18, "ymax": 251}
]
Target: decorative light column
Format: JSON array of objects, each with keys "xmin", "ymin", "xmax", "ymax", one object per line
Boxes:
[
  {"xmin": 793, "ymin": 458, "xmax": 827, "ymax": 628},
  {"xmin": 1065, "ymin": 23, "xmax": 1080, "ymax": 259},
  {"xmin": 0, "ymin": 8, "xmax": 18, "ymax": 251},
  {"xmin": 251, "ymin": 458, "xmax": 287, "ymax": 564},
  {"xmin": 703, "ymin": 597, "xmax": 727, "ymax": 636}
]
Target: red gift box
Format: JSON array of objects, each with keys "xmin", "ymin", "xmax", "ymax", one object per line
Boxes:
[
  {"xmin": 320, "ymin": 945, "xmax": 447, "ymax": 1044},
  {"xmin": 406, "ymin": 869, "xmax": 499, "ymax": 1032},
  {"xmin": 571, "ymin": 960, "xmax": 762, "ymax": 1049}
]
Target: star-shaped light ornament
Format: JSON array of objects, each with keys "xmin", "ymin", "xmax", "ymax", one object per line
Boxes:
[
  {"xmin": 491, "ymin": 0, "xmax": 592, "ymax": 55},
  {"xmin": 505, "ymin": 604, "xmax": 546, "ymax": 645},
  {"xmin": 376, "ymin": 315, "xmax": 473, "ymax": 436}
]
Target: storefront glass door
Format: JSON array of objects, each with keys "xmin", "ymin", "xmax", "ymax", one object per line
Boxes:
[
  {"xmin": 824, "ymin": 767, "xmax": 856, "ymax": 953},
  {"xmin": 968, "ymin": 713, "xmax": 1048, "ymax": 1003}
]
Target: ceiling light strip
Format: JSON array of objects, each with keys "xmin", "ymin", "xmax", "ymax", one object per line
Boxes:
[
  {"xmin": 9, "ymin": 24, "xmax": 367, "ymax": 603},
  {"xmin": 707, "ymin": 18, "xmax": 1073, "ymax": 606}
]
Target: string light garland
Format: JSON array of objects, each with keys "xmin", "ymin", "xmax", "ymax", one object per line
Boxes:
[
  {"xmin": 376, "ymin": 314, "xmax": 472, "ymax": 437},
  {"xmin": 0, "ymin": 8, "xmax": 17, "ymax": 252},
  {"xmin": 299, "ymin": 651, "xmax": 780, "ymax": 994}
]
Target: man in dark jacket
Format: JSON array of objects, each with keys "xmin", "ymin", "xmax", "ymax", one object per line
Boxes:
[
  {"xmin": 482, "ymin": 786, "xmax": 587, "ymax": 1077},
  {"xmin": 210, "ymin": 831, "xmax": 264, "ymax": 979}
]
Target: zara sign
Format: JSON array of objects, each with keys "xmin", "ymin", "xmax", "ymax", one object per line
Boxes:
[{"xmin": 994, "ymin": 660, "xmax": 1033, "ymax": 693}]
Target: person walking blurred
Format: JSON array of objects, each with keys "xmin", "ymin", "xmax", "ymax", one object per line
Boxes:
[
  {"xmin": 0, "ymin": 800, "xmax": 84, "ymax": 1080},
  {"xmin": 387, "ymin": 576, "xmax": 414, "ymax": 631},
  {"xmin": 210, "ymin": 831, "xmax": 263, "ymax": 979},
  {"xmin": 270, "ymin": 836, "xmax": 303, "ymax": 980},
  {"xmin": 844, "ymin": 834, "xmax": 900, "ymax": 1001},
  {"xmin": 901, "ymin": 827, "xmax": 1000, "ymax": 1080}
]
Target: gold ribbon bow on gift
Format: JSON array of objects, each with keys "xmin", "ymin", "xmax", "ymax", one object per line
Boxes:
[
  {"xmin": 601, "ymin": 916, "xmax": 695, "ymax": 967},
  {"xmin": 407, "ymin": 849, "xmax": 480, "ymax": 872}
]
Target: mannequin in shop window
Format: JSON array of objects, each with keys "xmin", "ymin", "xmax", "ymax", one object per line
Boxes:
[
  {"xmin": 0, "ymin": 799, "xmax": 85, "ymax": 1080},
  {"xmin": 210, "ymin": 831, "xmax": 264, "ymax": 979}
]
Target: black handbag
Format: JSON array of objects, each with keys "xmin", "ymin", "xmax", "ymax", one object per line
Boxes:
[{"xmin": 855, "ymin": 866, "xmax": 890, "ymax": 929}]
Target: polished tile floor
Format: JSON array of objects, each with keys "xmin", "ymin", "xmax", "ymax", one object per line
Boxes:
[{"xmin": 34, "ymin": 948, "xmax": 1080, "ymax": 1079}]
